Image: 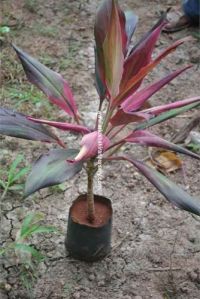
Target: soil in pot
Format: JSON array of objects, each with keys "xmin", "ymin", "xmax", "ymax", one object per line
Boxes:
[{"xmin": 65, "ymin": 194, "xmax": 112, "ymax": 262}]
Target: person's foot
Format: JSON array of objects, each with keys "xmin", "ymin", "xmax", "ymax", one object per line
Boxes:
[{"xmin": 163, "ymin": 14, "xmax": 191, "ymax": 33}]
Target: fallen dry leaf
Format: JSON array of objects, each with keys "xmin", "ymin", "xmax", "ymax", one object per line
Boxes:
[{"xmin": 147, "ymin": 150, "xmax": 182, "ymax": 173}]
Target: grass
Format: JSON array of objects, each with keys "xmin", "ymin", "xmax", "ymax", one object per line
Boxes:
[
  {"xmin": 0, "ymin": 154, "xmax": 30, "ymax": 199},
  {"xmin": 59, "ymin": 40, "xmax": 81, "ymax": 71},
  {"xmin": 1, "ymin": 83, "xmax": 54, "ymax": 119},
  {"xmin": 24, "ymin": 0, "xmax": 38, "ymax": 13},
  {"xmin": 33, "ymin": 23, "xmax": 58, "ymax": 38}
]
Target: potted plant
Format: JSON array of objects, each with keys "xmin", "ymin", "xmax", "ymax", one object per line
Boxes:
[{"xmin": 1, "ymin": 0, "xmax": 200, "ymax": 262}]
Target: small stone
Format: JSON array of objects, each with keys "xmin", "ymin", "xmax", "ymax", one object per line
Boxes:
[
  {"xmin": 188, "ymin": 236, "xmax": 196, "ymax": 243},
  {"xmin": 188, "ymin": 271, "xmax": 198, "ymax": 282},
  {"xmin": 190, "ymin": 47, "xmax": 200, "ymax": 64},
  {"xmin": 97, "ymin": 281, "xmax": 105, "ymax": 287},
  {"xmin": 73, "ymin": 291, "xmax": 81, "ymax": 299},
  {"xmin": 4, "ymin": 284, "xmax": 12, "ymax": 291},
  {"xmin": 134, "ymin": 296, "xmax": 143, "ymax": 299},
  {"xmin": 88, "ymin": 274, "xmax": 95, "ymax": 281}
]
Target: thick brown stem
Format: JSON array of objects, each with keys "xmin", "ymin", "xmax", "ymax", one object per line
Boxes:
[{"xmin": 87, "ymin": 160, "xmax": 95, "ymax": 223}]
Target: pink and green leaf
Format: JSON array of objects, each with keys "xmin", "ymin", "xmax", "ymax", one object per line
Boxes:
[
  {"xmin": 13, "ymin": 45, "xmax": 78, "ymax": 118},
  {"xmin": 28, "ymin": 117, "xmax": 91, "ymax": 134},
  {"xmin": 109, "ymin": 156, "xmax": 200, "ymax": 216},
  {"xmin": 25, "ymin": 149, "xmax": 82, "ymax": 197},
  {"xmin": 102, "ymin": 0, "xmax": 124, "ymax": 99},
  {"xmin": 121, "ymin": 65, "xmax": 192, "ymax": 112},
  {"xmin": 0, "ymin": 107, "xmax": 63, "ymax": 146},
  {"xmin": 94, "ymin": 0, "xmax": 126, "ymax": 99},
  {"xmin": 136, "ymin": 100, "xmax": 200, "ymax": 131},
  {"xmin": 124, "ymin": 130, "xmax": 200, "ymax": 160},
  {"xmin": 143, "ymin": 96, "xmax": 200, "ymax": 116}
]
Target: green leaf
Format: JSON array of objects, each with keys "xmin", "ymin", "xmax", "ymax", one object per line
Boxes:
[
  {"xmin": 0, "ymin": 248, "xmax": 6, "ymax": 255},
  {"xmin": 24, "ymin": 149, "xmax": 83, "ymax": 197},
  {"xmin": 24, "ymin": 226, "xmax": 57, "ymax": 237},
  {"xmin": 135, "ymin": 102, "xmax": 200, "ymax": 131},
  {"xmin": 14, "ymin": 243, "xmax": 44, "ymax": 261},
  {"xmin": 8, "ymin": 154, "xmax": 24, "ymax": 182},
  {"xmin": 0, "ymin": 26, "xmax": 10, "ymax": 34},
  {"xmin": 20, "ymin": 213, "xmax": 44, "ymax": 238},
  {"xmin": 10, "ymin": 167, "xmax": 30, "ymax": 184},
  {"xmin": 9, "ymin": 184, "xmax": 24, "ymax": 191}
]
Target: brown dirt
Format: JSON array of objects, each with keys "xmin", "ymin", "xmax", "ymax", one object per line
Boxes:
[
  {"xmin": 1, "ymin": 0, "xmax": 200, "ymax": 299},
  {"xmin": 71, "ymin": 195, "xmax": 112, "ymax": 227}
]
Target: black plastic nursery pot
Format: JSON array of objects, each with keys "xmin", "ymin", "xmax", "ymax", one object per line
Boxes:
[{"xmin": 65, "ymin": 194, "xmax": 113, "ymax": 262}]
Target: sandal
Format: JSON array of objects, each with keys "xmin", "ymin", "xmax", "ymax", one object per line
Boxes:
[{"xmin": 163, "ymin": 14, "xmax": 191, "ymax": 33}]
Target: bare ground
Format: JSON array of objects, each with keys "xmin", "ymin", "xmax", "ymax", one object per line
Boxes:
[{"xmin": 1, "ymin": 0, "xmax": 200, "ymax": 298}]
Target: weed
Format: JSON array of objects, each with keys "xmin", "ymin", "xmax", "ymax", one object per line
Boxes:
[
  {"xmin": 0, "ymin": 154, "xmax": 29, "ymax": 199},
  {"xmin": 0, "ymin": 212, "xmax": 57, "ymax": 296}
]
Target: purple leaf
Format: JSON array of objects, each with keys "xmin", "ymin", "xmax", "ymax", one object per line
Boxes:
[
  {"xmin": 121, "ymin": 65, "xmax": 191, "ymax": 112},
  {"xmin": 28, "ymin": 117, "xmax": 91, "ymax": 134},
  {"xmin": 0, "ymin": 107, "xmax": 64, "ymax": 146},
  {"xmin": 25, "ymin": 149, "xmax": 82, "ymax": 197},
  {"xmin": 109, "ymin": 155, "xmax": 200, "ymax": 216},
  {"xmin": 13, "ymin": 45, "xmax": 78, "ymax": 118},
  {"xmin": 125, "ymin": 130, "xmax": 200, "ymax": 160}
]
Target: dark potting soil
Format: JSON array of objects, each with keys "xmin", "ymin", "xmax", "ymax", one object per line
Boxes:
[{"xmin": 70, "ymin": 195, "xmax": 112, "ymax": 227}]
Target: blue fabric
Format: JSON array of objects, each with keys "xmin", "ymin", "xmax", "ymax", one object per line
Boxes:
[{"xmin": 183, "ymin": 0, "xmax": 200, "ymax": 24}]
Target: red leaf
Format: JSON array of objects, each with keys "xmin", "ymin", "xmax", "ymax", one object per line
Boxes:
[
  {"xmin": 114, "ymin": 37, "xmax": 188, "ymax": 106},
  {"xmin": 121, "ymin": 65, "xmax": 192, "ymax": 112},
  {"xmin": 103, "ymin": 0, "xmax": 124, "ymax": 99},
  {"xmin": 28, "ymin": 117, "xmax": 91, "ymax": 134},
  {"xmin": 119, "ymin": 16, "xmax": 167, "ymax": 97},
  {"xmin": 110, "ymin": 105, "xmax": 150, "ymax": 127}
]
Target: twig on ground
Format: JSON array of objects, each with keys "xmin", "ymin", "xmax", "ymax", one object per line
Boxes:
[
  {"xmin": 146, "ymin": 267, "xmax": 181, "ymax": 272},
  {"xmin": 171, "ymin": 114, "xmax": 200, "ymax": 144}
]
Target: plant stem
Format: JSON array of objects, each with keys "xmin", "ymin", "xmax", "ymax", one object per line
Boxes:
[
  {"xmin": 86, "ymin": 159, "xmax": 95, "ymax": 223},
  {"xmin": 1, "ymin": 184, "xmax": 9, "ymax": 200},
  {"xmin": 102, "ymin": 105, "xmax": 114, "ymax": 134}
]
